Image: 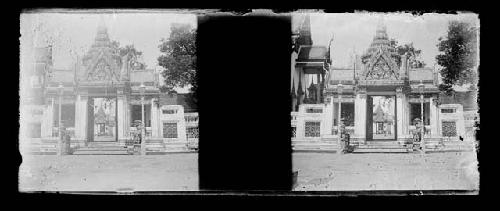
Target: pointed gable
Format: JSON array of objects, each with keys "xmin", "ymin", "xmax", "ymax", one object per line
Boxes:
[
  {"xmin": 361, "ymin": 22, "xmax": 400, "ymax": 81},
  {"xmin": 77, "ymin": 20, "xmax": 124, "ymax": 83}
]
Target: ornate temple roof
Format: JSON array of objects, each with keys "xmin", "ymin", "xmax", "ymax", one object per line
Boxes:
[
  {"xmin": 408, "ymin": 68, "xmax": 435, "ymax": 83},
  {"xmin": 359, "ymin": 22, "xmax": 401, "ymax": 81},
  {"xmin": 329, "ymin": 69, "xmax": 355, "ymax": 83},
  {"xmin": 130, "ymin": 69, "xmax": 157, "ymax": 85},
  {"xmin": 94, "ymin": 106, "xmax": 107, "ymax": 124},
  {"xmin": 295, "ymin": 14, "xmax": 313, "ymax": 47},
  {"xmin": 365, "ymin": 23, "xmax": 396, "ymax": 56},
  {"xmin": 76, "ymin": 19, "xmax": 125, "ymax": 83},
  {"xmin": 296, "ymin": 46, "xmax": 329, "ymax": 75},
  {"xmin": 159, "ymin": 93, "xmax": 197, "ymax": 112},
  {"xmin": 50, "ymin": 69, "xmax": 74, "ymax": 84},
  {"xmin": 374, "ymin": 104, "xmax": 385, "ymax": 122},
  {"xmin": 439, "ymin": 91, "xmax": 477, "ymax": 111},
  {"xmin": 297, "ymin": 46, "xmax": 328, "ymax": 61}
]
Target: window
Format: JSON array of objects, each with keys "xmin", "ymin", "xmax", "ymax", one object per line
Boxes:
[
  {"xmin": 441, "ymin": 108, "xmax": 455, "ymax": 113},
  {"xmin": 53, "ymin": 104, "xmax": 75, "ymax": 127},
  {"xmin": 304, "ymin": 121, "xmax": 320, "ymax": 137},
  {"xmin": 163, "ymin": 122, "xmax": 178, "ymax": 138},
  {"xmin": 291, "ymin": 126, "xmax": 296, "ymax": 138},
  {"xmin": 186, "ymin": 126, "xmax": 199, "ymax": 139},
  {"xmin": 131, "ymin": 104, "xmax": 151, "ymax": 127},
  {"xmin": 442, "ymin": 121, "xmax": 457, "ymax": 137},
  {"xmin": 334, "ymin": 103, "xmax": 355, "ymax": 127},
  {"xmin": 410, "ymin": 103, "xmax": 430, "ymax": 125}
]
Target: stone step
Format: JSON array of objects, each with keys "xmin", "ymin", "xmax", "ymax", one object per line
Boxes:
[
  {"xmin": 356, "ymin": 145, "xmax": 407, "ymax": 149},
  {"xmin": 75, "ymin": 147, "xmax": 127, "ymax": 151},
  {"xmin": 352, "ymin": 148, "xmax": 409, "ymax": 153},
  {"xmin": 72, "ymin": 150, "xmax": 130, "ymax": 155},
  {"xmin": 365, "ymin": 141, "xmax": 400, "ymax": 145}
]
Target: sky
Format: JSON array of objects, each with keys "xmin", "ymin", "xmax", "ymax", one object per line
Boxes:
[
  {"xmin": 294, "ymin": 12, "xmax": 479, "ymax": 69},
  {"xmin": 21, "ymin": 10, "xmax": 196, "ymax": 92}
]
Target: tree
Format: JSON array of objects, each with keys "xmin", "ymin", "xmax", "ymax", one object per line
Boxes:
[
  {"xmin": 361, "ymin": 39, "xmax": 426, "ymax": 69},
  {"xmin": 390, "ymin": 39, "xmax": 426, "ymax": 68},
  {"xmin": 111, "ymin": 41, "xmax": 147, "ymax": 70},
  {"xmin": 157, "ymin": 24, "xmax": 197, "ymax": 95},
  {"xmin": 436, "ymin": 21, "xmax": 478, "ymax": 94}
]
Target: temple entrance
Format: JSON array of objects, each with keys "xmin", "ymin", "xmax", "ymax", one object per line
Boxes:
[
  {"xmin": 366, "ymin": 95, "xmax": 396, "ymax": 140},
  {"xmin": 87, "ymin": 97, "xmax": 118, "ymax": 142}
]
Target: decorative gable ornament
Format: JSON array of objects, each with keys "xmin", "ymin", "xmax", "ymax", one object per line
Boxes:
[
  {"xmin": 77, "ymin": 22, "xmax": 131, "ymax": 83},
  {"xmin": 361, "ymin": 23, "xmax": 401, "ymax": 81},
  {"xmin": 364, "ymin": 47, "xmax": 400, "ymax": 80}
]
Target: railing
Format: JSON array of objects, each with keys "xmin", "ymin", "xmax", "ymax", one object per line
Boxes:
[
  {"xmin": 332, "ymin": 126, "xmax": 354, "ymax": 135},
  {"xmin": 52, "ymin": 127, "xmax": 75, "ymax": 138},
  {"xmin": 184, "ymin": 113, "xmax": 199, "ymax": 124},
  {"xmin": 129, "ymin": 127, "xmax": 152, "ymax": 137}
]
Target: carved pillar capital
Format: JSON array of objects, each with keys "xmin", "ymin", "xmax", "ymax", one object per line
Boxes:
[
  {"xmin": 356, "ymin": 87, "xmax": 367, "ymax": 99},
  {"xmin": 396, "ymin": 87, "xmax": 404, "ymax": 98}
]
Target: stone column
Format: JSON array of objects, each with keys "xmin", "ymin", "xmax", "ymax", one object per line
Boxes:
[
  {"xmin": 354, "ymin": 89, "xmax": 367, "ymax": 143},
  {"xmin": 74, "ymin": 94, "xmax": 88, "ymax": 143},
  {"xmin": 429, "ymin": 97, "xmax": 438, "ymax": 138},
  {"xmin": 178, "ymin": 106, "xmax": 188, "ymax": 143},
  {"xmin": 117, "ymin": 94, "xmax": 128, "ymax": 144},
  {"xmin": 295, "ymin": 104, "xmax": 304, "ymax": 140},
  {"xmin": 150, "ymin": 98, "xmax": 159, "ymax": 138},
  {"xmin": 41, "ymin": 98, "xmax": 54, "ymax": 138},
  {"xmin": 396, "ymin": 87, "xmax": 404, "ymax": 143},
  {"xmin": 322, "ymin": 96, "xmax": 334, "ymax": 136}
]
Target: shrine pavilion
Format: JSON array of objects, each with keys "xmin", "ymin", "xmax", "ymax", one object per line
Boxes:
[
  {"xmin": 291, "ymin": 15, "xmax": 478, "ymax": 152},
  {"xmin": 21, "ymin": 21, "xmax": 199, "ymax": 155}
]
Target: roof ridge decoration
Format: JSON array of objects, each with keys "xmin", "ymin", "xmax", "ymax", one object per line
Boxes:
[
  {"xmin": 77, "ymin": 19, "xmax": 129, "ymax": 83},
  {"xmin": 361, "ymin": 22, "xmax": 400, "ymax": 81}
]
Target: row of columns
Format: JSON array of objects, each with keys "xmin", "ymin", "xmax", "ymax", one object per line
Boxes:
[{"xmin": 322, "ymin": 87, "xmax": 441, "ymax": 143}]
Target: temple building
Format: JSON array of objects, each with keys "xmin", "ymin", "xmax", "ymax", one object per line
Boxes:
[
  {"xmin": 291, "ymin": 15, "xmax": 478, "ymax": 152},
  {"xmin": 20, "ymin": 21, "xmax": 198, "ymax": 155}
]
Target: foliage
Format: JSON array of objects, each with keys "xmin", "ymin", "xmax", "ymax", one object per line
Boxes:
[
  {"xmin": 361, "ymin": 39, "xmax": 426, "ymax": 69},
  {"xmin": 111, "ymin": 41, "xmax": 147, "ymax": 69},
  {"xmin": 157, "ymin": 24, "xmax": 197, "ymax": 95},
  {"xmin": 390, "ymin": 39, "xmax": 426, "ymax": 68},
  {"xmin": 436, "ymin": 21, "xmax": 478, "ymax": 94}
]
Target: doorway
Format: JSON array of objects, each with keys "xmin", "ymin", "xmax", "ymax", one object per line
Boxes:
[
  {"xmin": 87, "ymin": 97, "xmax": 118, "ymax": 142},
  {"xmin": 366, "ymin": 95, "xmax": 396, "ymax": 140}
]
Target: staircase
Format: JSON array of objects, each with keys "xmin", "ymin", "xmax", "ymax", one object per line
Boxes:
[
  {"xmin": 292, "ymin": 137, "xmax": 338, "ymax": 152},
  {"xmin": 72, "ymin": 142, "xmax": 130, "ymax": 155},
  {"xmin": 425, "ymin": 140, "xmax": 476, "ymax": 153},
  {"xmin": 24, "ymin": 139, "xmax": 58, "ymax": 155},
  {"xmin": 351, "ymin": 141, "xmax": 409, "ymax": 153}
]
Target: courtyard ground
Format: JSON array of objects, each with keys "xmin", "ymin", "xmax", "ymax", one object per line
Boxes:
[
  {"xmin": 293, "ymin": 151, "xmax": 479, "ymax": 192},
  {"xmin": 19, "ymin": 153, "xmax": 198, "ymax": 192}
]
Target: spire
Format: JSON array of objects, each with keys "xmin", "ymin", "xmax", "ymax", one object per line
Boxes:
[
  {"xmin": 362, "ymin": 15, "xmax": 398, "ymax": 67},
  {"xmin": 93, "ymin": 15, "xmax": 111, "ymax": 48},
  {"xmin": 297, "ymin": 14, "xmax": 313, "ymax": 46}
]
